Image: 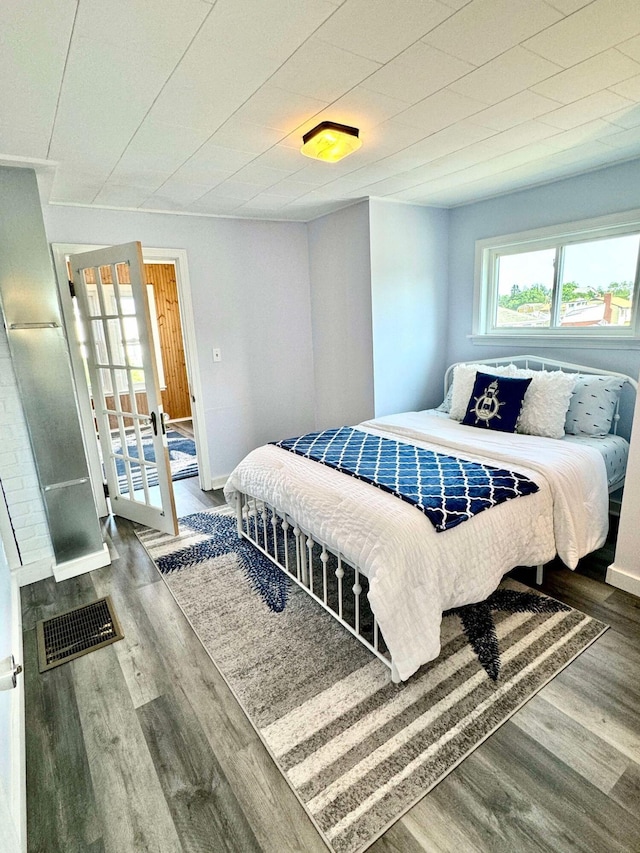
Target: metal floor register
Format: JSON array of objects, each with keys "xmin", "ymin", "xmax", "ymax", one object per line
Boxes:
[{"xmin": 36, "ymin": 596, "xmax": 124, "ymax": 672}]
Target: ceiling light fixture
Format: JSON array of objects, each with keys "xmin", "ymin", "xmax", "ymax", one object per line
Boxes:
[{"xmin": 300, "ymin": 121, "xmax": 362, "ymax": 163}]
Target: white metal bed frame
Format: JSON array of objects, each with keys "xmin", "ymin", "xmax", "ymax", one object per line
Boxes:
[
  {"xmin": 234, "ymin": 355, "xmax": 637, "ymax": 683},
  {"xmin": 235, "ymin": 491, "xmax": 395, "ymax": 675}
]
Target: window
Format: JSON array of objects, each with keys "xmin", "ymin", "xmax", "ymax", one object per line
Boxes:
[
  {"xmin": 74, "ymin": 283, "xmax": 165, "ymax": 393},
  {"xmin": 474, "ymin": 210, "xmax": 640, "ymax": 342}
]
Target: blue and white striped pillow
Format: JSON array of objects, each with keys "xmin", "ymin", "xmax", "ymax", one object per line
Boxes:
[{"xmin": 564, "ymin": 374, "xmax": 624, "ymax": 437}]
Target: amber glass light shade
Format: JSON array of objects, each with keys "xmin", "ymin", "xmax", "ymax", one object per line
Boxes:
[{"xmin": 300, "ymin": 121, "xmax": 362, "ymax": 162}]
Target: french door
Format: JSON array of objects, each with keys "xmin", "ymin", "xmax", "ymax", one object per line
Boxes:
[{"xmin": 70, "ymin": 242, "xmax": 178, "ymax": 535}]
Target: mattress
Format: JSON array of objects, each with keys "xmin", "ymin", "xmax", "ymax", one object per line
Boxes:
[{"xmin": 428, "ymin": 409, "xmax": 628, "ymax": 489}]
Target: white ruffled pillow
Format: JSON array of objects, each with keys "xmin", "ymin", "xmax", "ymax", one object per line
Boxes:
[
  {"xmin": 513, "ymin": 368, "xmax": 577, "ymax": 439},
  {"xmin": 449, "ymin": 363, "xmax": 518, "ymax": 421}
]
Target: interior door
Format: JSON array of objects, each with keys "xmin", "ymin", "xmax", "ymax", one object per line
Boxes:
[{"xmin": 70, "ymin": 242, "xmax": 178, "ymax": 535}]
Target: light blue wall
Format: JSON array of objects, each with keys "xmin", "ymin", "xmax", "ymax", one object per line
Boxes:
[
  {"xmin": 447, "ymin": 158, "xmax": 640, "ymax": 380},
  {"xmin": 308, "ymin": 201, "xmax": 375, "ymax": 430},
  {"xmin": 42, "ymin": 157, "xmax": 640, "ymax": 480},
  {"xmin": 369, "ymin": 200, "xmax": 449, "ymax": 415},
  {"xmin": 43, "ymin": 205, "xmax": 316, "ymax": 479}
]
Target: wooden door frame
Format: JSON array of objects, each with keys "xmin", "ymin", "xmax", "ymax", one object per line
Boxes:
[{"xmin": 51, "ymin": 244, "xmax": 210, "ymax": 517}]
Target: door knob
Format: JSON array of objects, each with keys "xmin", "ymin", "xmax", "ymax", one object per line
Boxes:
[{"xmin": 0, "ymin": 655, "xmax": 22, "ymax": 690}]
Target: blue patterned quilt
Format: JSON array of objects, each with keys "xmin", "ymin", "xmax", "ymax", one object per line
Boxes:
[{"xmin": 273, "ymin": 426, "xmax": 539, "ymax": 532}]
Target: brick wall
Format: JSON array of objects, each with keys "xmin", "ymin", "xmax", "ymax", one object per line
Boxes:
[{"xmin": 0, "ymin": 324, "xmax": 53, "ymax": 566}]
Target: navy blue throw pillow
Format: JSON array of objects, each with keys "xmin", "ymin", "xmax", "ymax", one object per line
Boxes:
[{"xmin": 462, "ymin": 372, "xmax": 532, "ymax": 433}]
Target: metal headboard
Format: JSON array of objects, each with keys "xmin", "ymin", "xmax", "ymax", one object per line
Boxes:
[{"xmin": 444, "ymin": 355, "xmax": 637, "ymax": 441}]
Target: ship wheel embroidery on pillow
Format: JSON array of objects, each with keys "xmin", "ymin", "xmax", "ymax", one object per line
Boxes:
[
  {"xmin": 469, "ymin": 378, "xmax": 505, "ymax": 425},
  {"xmin": 462, "ymin": 372, "xmax": 532, "ymax": 433}
]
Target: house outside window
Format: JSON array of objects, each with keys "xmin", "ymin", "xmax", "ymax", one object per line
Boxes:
[{"xmin": 473, "ymin": 209, "xmax": 640, "ymax": 345}]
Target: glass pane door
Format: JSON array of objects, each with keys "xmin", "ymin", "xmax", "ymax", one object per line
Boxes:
[{"xmin": 70, "ymin": 243, "xmax": 178, "ymax": 535}]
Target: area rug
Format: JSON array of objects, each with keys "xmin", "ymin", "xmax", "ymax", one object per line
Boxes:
[
  {"xmin": 137, "ymin": 507, "xmax": 607, "ymax": 853},
  {"xmin": 112, "ymin": 428, "xmax": 198, "ymax": 491}
]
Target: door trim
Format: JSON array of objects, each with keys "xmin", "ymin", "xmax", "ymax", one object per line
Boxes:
[
  {"xmin": 143, "ymin": 248, "xmax": 211, "ymax": 492},
  {"xmin": 10, "ymin": 573, "xmax": 25, "ymax": 852},
  {"xmin": 51, "ymin": 244, "xmax": 210, "ymax": 515},
  {"xmin": 2, "ymin": 571, "xmax": 26, "ymax": 852}
]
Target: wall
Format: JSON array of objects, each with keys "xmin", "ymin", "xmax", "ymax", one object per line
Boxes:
[
  {"xmin": 608, "ymin": 378, "xmax": 640, "ymax": 596},
  {"xmin": 369, "ymin": 200, "xmax": 449, "ymax": 415},
  {"xmin": 43, "ymin": 205, "xmax": 316, "ymax": 481},
  {"xmin": 0, "ymin": 327, "xmax": 53, "ymax": 567},
  {"xmin": 307, "ymin": 202, "xmax": 375, "ymax": 430},
  {"xmin": 446, "ymin": 159, "xmax": 640, "ymax": 600},
  {"xmin": 46, "ymin": 199, "xmax": 448, "ymax": 482},
  {"xmin": 446, "ymin": 158, "xmax": 640, "ymax": 379},
  {"xmin": 44, "ymin": 158, "xmax": 640, "ymax": 487}
]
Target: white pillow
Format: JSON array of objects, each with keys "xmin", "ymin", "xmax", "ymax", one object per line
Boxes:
[
  {"xmin": 513, "ymin": 369, "xmax": 577, "ymax": 439},
  {"xmin": 449, "ymin": 363, "xmax": 518, "ymax": 421}
]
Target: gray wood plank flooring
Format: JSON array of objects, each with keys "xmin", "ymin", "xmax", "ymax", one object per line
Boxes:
[{"xmin": 23, "ymin": 483, "xmax": 640, "ymax": 853}]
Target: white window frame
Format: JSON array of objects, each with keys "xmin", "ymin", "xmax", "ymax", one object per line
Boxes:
[{"xmin": 472, "ymin": 208, "xmax": 640, "ymax": 348}]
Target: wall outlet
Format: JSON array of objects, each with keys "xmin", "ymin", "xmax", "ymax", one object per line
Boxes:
[{"xmin": 213, "ymin": 347, "xmax": 222, "ymax": 362}]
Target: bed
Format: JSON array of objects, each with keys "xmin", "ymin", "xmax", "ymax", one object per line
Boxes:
[{"xmin": 224, "ymin": 356, "xmax": 636, "ymax": 683}]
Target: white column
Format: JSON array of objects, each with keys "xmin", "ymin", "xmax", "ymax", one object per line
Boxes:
[{"xmin": 607, "ymin": 371, "xmax": 640, "ymax": 597}]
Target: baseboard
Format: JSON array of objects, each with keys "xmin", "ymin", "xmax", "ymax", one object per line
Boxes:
[
  {"xmin": 12, "ymin": 557, "xmax": 53, "ymax": 587},
  {"xmin": 12, "ymin": 543, "xmax": 112, "ymax": 586},
  {"xmin": 606, "ymin": 563, "xmax": 640, "ymax": 598},
  {"xmin": 53, "ymin": 543, "xmax": 110, "ymax": 582},
  {"xmin": 210, "ymin": 474, "xmax": 228, "ymax": 491}
]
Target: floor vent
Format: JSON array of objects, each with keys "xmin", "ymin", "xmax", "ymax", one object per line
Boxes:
[{"xmin": 36, "ymin": 596, "xmax": 124, "ymax": 672}]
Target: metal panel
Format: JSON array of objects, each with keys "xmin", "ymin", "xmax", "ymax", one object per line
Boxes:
[
  {"xmin": 0, "ymin": 166, "xmax": 105, "ymax": 567},
  {"xmin": 6, "ymin": 328, "xmax": 92, "ymax": 486},
  {"xmin": 42, "ymin": 481, "xmax": 104, "ymax": 564},
  {"xmin": 0, "ymin": 171, "xmax": 61, "ymax": 326}
]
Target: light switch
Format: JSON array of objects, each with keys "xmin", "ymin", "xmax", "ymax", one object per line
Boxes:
[{"xmin": 213, "ymin": 347, "xmax": 222, "ymax": 362}]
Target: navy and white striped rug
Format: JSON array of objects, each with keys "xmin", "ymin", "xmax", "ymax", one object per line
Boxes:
[{"xmin": 137, "ymin": 508, "xmax": 607, "ymax": 853}]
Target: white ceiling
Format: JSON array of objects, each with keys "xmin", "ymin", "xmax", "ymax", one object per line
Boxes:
[{"xmin": 3, "ymin": 0, "xmax": 640, "ymax": 221}]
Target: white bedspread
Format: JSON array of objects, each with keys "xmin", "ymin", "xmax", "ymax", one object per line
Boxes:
[{"xmin": 224, "ymin": 412, "xmax": 609, "ymax": 680}]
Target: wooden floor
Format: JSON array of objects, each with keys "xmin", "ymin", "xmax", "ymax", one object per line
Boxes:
[
  {"xmin": 168, "ymin": 418, "xmax": 194, "ymax": 439},
  {"xmin": 22, "ymin": 487, "xmax": 640, "ymax": 853}
]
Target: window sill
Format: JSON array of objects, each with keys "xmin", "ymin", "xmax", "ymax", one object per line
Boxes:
[{"xmin": 469, "ymin": 334, "xmax": 640, "ymax": 350}]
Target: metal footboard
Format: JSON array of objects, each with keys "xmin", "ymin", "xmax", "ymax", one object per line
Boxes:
[{"xmin": 234, "ymin": 491, "xmax": 401, "ymax": 682}]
